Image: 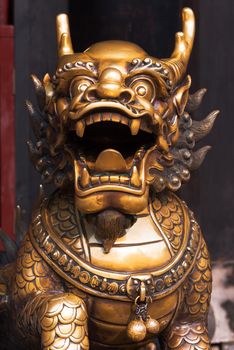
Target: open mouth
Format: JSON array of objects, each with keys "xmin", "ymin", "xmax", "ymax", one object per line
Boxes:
[{"xmin": 67, "ymin": 111, "xmax": 156, "ymax": 194}]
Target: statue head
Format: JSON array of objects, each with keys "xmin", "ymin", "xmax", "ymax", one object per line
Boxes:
[{"xmin": 28, "ymin": 8, "xmax": 217, "ymax": 217}]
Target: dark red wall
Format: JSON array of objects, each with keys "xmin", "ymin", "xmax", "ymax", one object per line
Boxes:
[{"xmin": 0, "ymin": 0, "xmax": 15, "ymax": 249}]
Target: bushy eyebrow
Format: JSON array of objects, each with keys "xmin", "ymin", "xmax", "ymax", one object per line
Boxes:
[
  {"xmin": 53, "ymin": 60, "xmax": 98, "ymax": 82},
  {"xmin": 127, "ymin": 57, "xmax": 173, "ymax": 95}
]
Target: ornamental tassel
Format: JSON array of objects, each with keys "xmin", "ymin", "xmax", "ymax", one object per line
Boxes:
[{"xmin": 127, "ymin": 282, "xmax": 160, "ymax": 342}]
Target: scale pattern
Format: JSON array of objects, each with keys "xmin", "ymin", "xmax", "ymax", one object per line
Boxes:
[
  {"xmin": 48, "ymin": 192, "xmax": 85, "ymax": 258},
  {"xmin": 152, "ymin": 192, "xmax": 184, "ymax": 254},
  {"xmin": 163, "ymin": 237, "xmax": 211, "ymax": 350},
  {"xmin": 182, "ymin": 237, "xmax": 212, "ymax": 319},
  {"xmin": 166, "ymin": 323, "xmax": 209, "ymax": 350},
  {"xmin": 39, "ymin": 293, "xmax": 89, "ymax": 350},
  {"xmin": 11, "ymin": 234, "xmax": 89, "ymax": 350},
  {"xmin": 12, "ymin": 234, "xmax": 61, "ymax": 302}
]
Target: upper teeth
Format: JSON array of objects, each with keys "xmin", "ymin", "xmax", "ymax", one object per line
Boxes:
[{"xmin": 75, "ymin": 112, "xmax": 151, "ymax": 137}]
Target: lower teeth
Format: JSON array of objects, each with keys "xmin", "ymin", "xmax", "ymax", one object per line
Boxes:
[{"xmin": 79, "ymin": 171, "xmax": 141, "ymax": 189}]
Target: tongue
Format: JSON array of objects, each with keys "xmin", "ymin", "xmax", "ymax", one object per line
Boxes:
[{"xmin": 94, "ymin": 149, "xmax": 127, "ymax": 172}]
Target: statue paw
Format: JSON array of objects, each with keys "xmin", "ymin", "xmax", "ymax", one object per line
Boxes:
[{"xmin": 139, "ymin": 342, "xmax": 157, "ymax": 350}]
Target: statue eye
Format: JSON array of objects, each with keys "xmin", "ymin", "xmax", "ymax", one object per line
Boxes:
[
  {"xmin": 129, "ymin": 78, "xmax": 155, "ymax": 101},
  {"xmin": 70, "ymin": 77, "xmax": 94, "ymax": 97}
]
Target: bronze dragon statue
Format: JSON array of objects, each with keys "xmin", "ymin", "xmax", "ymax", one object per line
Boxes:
[{"xmin": 0, "ymin": 8, "xmax": 218, "ymax": 350}]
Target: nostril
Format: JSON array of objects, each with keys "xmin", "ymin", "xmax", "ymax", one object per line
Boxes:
[
  {"xmin": 119, "ymin": 90, "xmax": 134, "ymax": 104},
  {"xmin": 84, "ymin": 87, "xmax": 98, "ymax": 102}
]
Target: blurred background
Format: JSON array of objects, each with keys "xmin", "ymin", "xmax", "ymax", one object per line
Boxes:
[{"xmin": 0, "ymin": 0, "xmax": 233, "ymax": 348}]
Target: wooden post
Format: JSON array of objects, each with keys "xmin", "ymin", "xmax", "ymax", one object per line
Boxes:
[{"xmin": 0, "ymin": 0, "xmax": 15, "ymax": 249}]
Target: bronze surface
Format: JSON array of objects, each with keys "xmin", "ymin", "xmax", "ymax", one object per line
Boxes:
[{"xmin": 0, "ymin": 7, "xmax": 217, "ymax": 350}]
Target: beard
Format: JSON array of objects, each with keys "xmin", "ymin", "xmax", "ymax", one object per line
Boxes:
[{"xmin": 85, "ymin": 209, "xmax": 136, "ymax": 253}]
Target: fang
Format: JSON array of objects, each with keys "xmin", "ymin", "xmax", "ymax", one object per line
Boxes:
[
  {"xmin": 76, "ymin": 120, "xmax": 85, "ymax": 137},
  {"xmin": 130, "ymin": 165, "xmax": 141, "ymax": 187},
  {"xmin": 130, "ymin": 119, "xmax": 141, "ymax": 136},
  {"xmin": 80, "ymin": 167, "xmax": 90, "ymax": 187}
]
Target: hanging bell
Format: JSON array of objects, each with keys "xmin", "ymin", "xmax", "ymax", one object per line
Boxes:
[
  {"xmin": 127, "ymin": 317, "xmax": 147, "ymax": 342},
  {"xmin": 145, "ymin": 316, "xmax": 160, "ymax": 334}
]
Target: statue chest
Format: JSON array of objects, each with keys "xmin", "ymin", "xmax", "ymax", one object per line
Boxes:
[
  {"xmin": 30, "ymin": 190, "xmax": 201, "ymax": 305},
  {"xmin": 85, "ymin": 215, "xmax": 173, "ymax": 272}
]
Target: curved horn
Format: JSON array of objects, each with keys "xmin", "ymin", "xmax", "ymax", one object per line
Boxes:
[
  {"xmin": 186, "ymin": 88, "xmax": 207, "ymax": 112},
  {"xmin": 191, "ymin": 110, "xmax": 219, "ymax": 142},
  {"xmin": 189, "ymin": 145, "xmax": 211, "ymax": 171},
  {"xmin": 56, "ymin": 13, "xmax": 74, "ymax": 57},
  {"xmin": 164, "ymin": 8, "xmax": 195, "ymax": 85}
]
